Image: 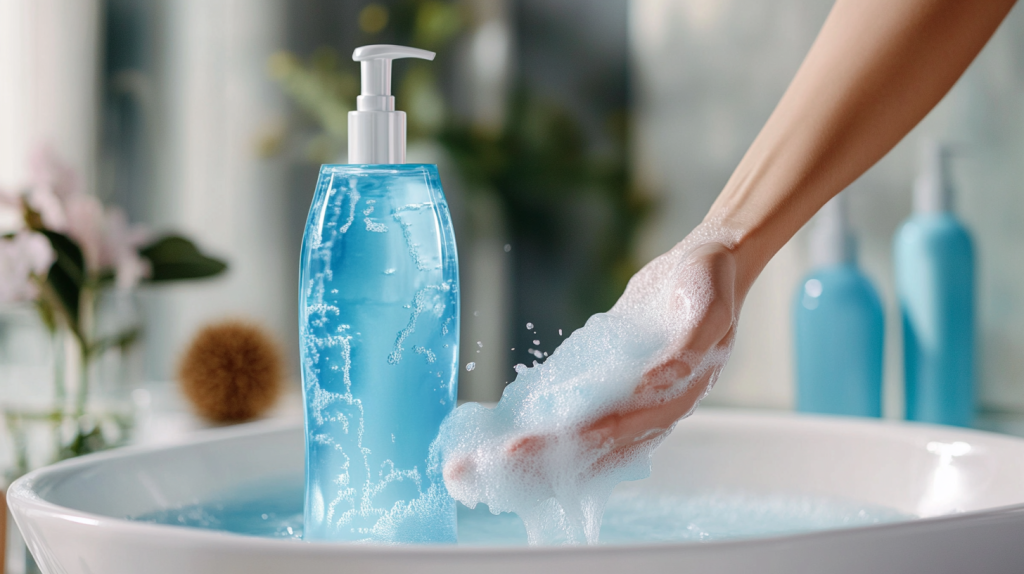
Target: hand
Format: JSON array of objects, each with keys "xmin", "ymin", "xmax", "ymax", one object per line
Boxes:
[
  {"xmin": 583, "ymin": 241, "xmax": 739, "ymax": 460},
  {"xmin": 444, "ymin": 238, "xmax": 742, "ymax": 484}
]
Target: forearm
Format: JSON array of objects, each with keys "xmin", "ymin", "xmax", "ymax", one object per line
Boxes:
[{"xmin": 706, "ymin": 0, "xmax": 1015, "ymax": 294}]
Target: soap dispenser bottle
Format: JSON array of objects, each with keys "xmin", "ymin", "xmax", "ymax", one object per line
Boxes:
[
  {"xmin": 894, "ymin": 140, "xmax": 975, "ymax": 427},
  {"xmin": 794, "ymin": 192, "xmax": 885, "ymax": 417},
  {"xmin": 298, "ymin": 45, "xmax": 459, "ymax": 543}
]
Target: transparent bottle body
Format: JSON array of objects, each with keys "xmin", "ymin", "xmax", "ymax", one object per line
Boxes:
[{"xmin": 298, "ymin": 164, "xmax": 459, "ymax": 542}]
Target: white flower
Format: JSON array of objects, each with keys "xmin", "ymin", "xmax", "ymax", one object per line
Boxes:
[
  {"xmin": 0, "ymin": 187, "xmax": 24, "ymax": 235},
  {"xmin": 0, "ymin": 231, "xmax": 55, "ymax": 303},
  {"xmin": 64, "ymin": 197, "xmax": 151, "ymax": 289},
  {"xmin": 101, "ymin": 208, "xmax": 151, "ymax": 290},
  {"xmin": 25, "ymin": 145, "xmax": 151, "ymax": 289},
  {"xmin": 27, "ymin": 146, "xmax": 76, "ymax": 231},
  {"xmin": 27, "ymin": 185, "xmax": 67, "ymax": 231}
]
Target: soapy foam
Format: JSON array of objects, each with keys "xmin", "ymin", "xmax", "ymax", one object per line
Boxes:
[{"xmin": 435, "ymin": 223, "xmax": 741, "ymax": 545}]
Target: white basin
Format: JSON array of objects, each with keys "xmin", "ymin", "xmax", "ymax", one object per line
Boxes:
[{"xmin": 9, "ymin": 409, "xmax": 1024, "ymax": 573}]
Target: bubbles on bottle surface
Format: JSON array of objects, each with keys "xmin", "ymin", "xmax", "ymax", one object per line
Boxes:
[
  {"xmin": 300, "ymin": 165, "xmax": 458, "ymax": 543},
  {"xmin": 466, "ymin": 362, "xmax": 476, "ymax": 372}
]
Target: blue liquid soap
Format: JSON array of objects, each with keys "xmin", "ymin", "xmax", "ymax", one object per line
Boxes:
[
  {"xmin": 895, "ymin": 141, "xmax": 975, "ymax": 427},
  {"xmin": 794, "ymin": 193, "xmax": 884, "ymax": 417},
  {"xmin": 298, "ymin": 45, "xmax": 459, "ymax": 542}
]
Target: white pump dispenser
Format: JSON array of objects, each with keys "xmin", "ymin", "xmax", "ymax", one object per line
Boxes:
[
  {"xmin": 913, "ymin": 139, "xmax": 953, "ymax": 213},
  {"xmin": 348, "ymin": 44, "xmax": 436, "ymax": 164},
  {"xmin": 810, "ymin": 192, "xmax": 857, "ymax": 267}
]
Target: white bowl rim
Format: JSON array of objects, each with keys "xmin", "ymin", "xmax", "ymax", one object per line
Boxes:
[{"xmin": 10, "ymin": 409, "xmax": 1024, "ymax": 556}]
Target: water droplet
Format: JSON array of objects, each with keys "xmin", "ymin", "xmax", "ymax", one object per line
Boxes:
[
  {"xmin": 473, "ymin": 310, "xmax": 479, "ymax": 317},
  {"xmin": 504, "ymin": 244, "xmax": 511, "ymax": 252},
  {"xmin": 466, "ymin": 362, "xmax": 476, "ymax": 371},
  {"xmin": 533, "ymin": 339, "xmax": 540, "ymax": 345},
  {"xmin": 558, "ymin": 329, "xmax": 563, "ymax": 336},
  {"xmin": 262, "ymin": 514, "xmax": 269, "ymax": 520},
  {"xmin": 526, "ymin": 322, "xmax": 534, "ymax": 330},
  {"xmin": 477, "ymin": 341, "xmax": 483, "ymax": 348}
]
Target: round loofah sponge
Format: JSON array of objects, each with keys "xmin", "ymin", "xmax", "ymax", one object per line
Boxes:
[{"xmin": 178, "ymin": 320, "xmax": 284, "ymax": 423}]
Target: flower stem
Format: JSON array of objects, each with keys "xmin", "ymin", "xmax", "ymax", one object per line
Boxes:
[{"xmin": 75, "ymin": 286, "xmax": 95, "ymax": 418}]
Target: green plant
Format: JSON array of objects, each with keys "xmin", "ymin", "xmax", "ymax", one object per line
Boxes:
[
  {"xmin": 269, "ymin": 0, "xmax": 651, "ymax": 322},
  {"xmin": 0, "ymin": 148, "xmax": 227, "ymax": 465}
]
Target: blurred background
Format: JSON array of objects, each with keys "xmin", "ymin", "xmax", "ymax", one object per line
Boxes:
[{"xmin": 2, "ymin": 0, "xmax": 1024, "ymax": 445}]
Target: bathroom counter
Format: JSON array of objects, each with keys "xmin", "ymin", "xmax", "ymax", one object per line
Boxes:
[
  {"xmin": 974, "ymin": 410, "xmax": 1024, "ymax": 439},
  {"xmin": 131, "ymin": 382, "xmax": 304, "ymax": 448}
]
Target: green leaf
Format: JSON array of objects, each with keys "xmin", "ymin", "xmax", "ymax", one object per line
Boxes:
[
  {"xmin": 139, "ymin": 235, "xmax": 228, "ymax": 282},
  {"xmin": 59, "ymin": 426, "xmax": 108, "ymax": 460},
  {"xmin": 41, "ymin": 231, "xmax": 85, "ymax": 330}
]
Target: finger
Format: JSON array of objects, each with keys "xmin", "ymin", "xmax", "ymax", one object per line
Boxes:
[
  {"xmin": 586, "ymin": 369, "xmax": 716, "ymax": 475},
  {"xmin": 443, "ymin": 455, "xmax": 474, "ymax": 484},
  {"xmin": 586, "ymin": 366, "xmax": 716, "ymax": 453}
]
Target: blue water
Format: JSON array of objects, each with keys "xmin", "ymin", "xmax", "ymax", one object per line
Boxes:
[
  {"xmin": 133, "ymin": 482, "xmax": 912, "ymax": 545},
  {"xmin": 298, "ymin": 165, "xmax": 459, "ymax": 542}
]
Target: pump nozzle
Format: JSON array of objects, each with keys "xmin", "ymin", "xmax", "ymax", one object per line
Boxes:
[
  {"xmin": 348, "ymin": 45, "xmax": 435, "ymax": 164},
  {"xmin": 810, "ymin": 192, "xmax": 857, "ymax": 268},
  {"xmin": 914, "ymin": 139, "xmax": 954, "ymax": 213}
]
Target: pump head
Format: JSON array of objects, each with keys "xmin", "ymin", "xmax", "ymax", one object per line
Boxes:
[
  {"xmin": 810, "ymin": 191, "xmax": 857, "ymax": 268},
  {"xmin": 914, "ymin": 139, "xmax": 954, "ymax": 213},
  {"xmin": 348, "ymin": 44, "xmax": 436, "ymax": 164}
]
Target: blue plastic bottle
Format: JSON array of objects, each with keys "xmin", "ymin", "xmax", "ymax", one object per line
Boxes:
[
  {"xmin": 895, "ymin": 141, "xmax": 975, "ymax": 427},
  {"xmin": 794, "ymin": 193, "xmax": 885, "ymax": 417},
  {"xmin": 299, "ymin": 45, "xmax": 459, "ymax": 543}
]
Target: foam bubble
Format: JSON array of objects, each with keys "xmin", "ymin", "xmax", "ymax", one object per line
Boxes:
[{"xmin": 436, "ymin": 226, "xmax": 740, "ymax": 545}]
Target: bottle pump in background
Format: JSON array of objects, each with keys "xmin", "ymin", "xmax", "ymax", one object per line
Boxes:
[
  {"xmin": 894, "ymin": 140, "xmax": 975, "ymax": 427},
  {"xmin": 794, "ymin": 192, "xmax": 885, "ymax": 417},
  {"xmin": 298, "ymin": 45, "xmax": 460, "ymax": 542}
]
